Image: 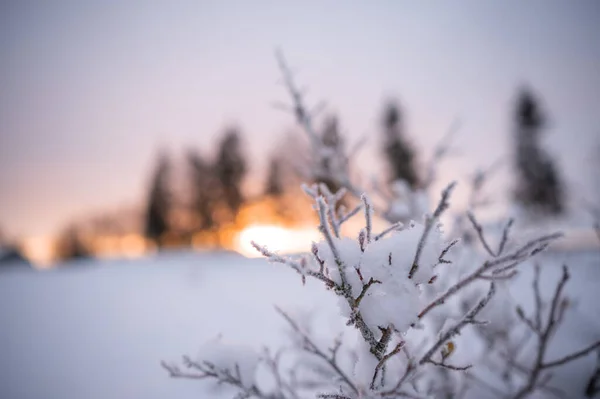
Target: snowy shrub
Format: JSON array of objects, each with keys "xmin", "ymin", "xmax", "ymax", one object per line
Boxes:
[{"xmin": 162, "ymin": 52, "xmax": 600, "ymax": 399}]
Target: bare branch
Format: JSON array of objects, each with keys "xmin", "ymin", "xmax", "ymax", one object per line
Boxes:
[
  {"xmin": 542, "ymin": 341, "xmax": 600, "ymax": 369},
  {"xmin": 276, "ymin": 307, "xmax": 359, "ymax": 395},
  {"xmin": 318, "ymin": 184, "xmax": 346, "ymax": 238},
  {"xmin": 497, "ymin": 218, "xmax": 514, "ymax": 255},
  {"xmin": 316, "ymin": 197, "xmax": 347, "ymax": 286},
  {"xmin": 516, "ymin": 306, "xmax": 539, "ymax": 334},
  {"xmin": 467, "ymin": 211, "xmax": 496, "ymax": 257},
  {"xmin": 420, "ymin": 283, "xmax": 496, "ymax": 365},
  {"xmin": 275, "ymin": 50, "xmax": 368, "ymax": 204},
  {"xmin": 355, "ymin": 278, "xmax": 381, "ymax": 307},
  {"xmin": 512, "ymin": 265, "xmax": 583, "ymax": 399},
  {"xmin": 585, "ymin": 350, "xmax": 600, "ymax": 397},
  {"xmin": 371, "ymin": 341, "xmax": 406, "ymax": 389},
  {"xmin": 479, "ymin": 270, "xmax": 518, "ymax": 281},
  {"xmin": 374, "ymin": 222, "xmax": 405, "ymax": 241},
  {"xmin": 438, "ymin": 239, "xmax": 460, "ymax": 265},
  {"xmin": 252, "ymin": 241, "xmax": 335, "ymax": 287},
  {"xmin": 427, "ymin": 359, "xmax": 472, "ymax": 371},
  {"xmin": 339, "ymin": 203, "xmax": 363, "ymax": 225},
  {"xmin": 162, "ymin": 357, "xmax": 269, "ymax": 398},
  {"xmin": 409, "ymin": 182, "xmax": 457, "ymax": 279},
  {"xmin": 362, "ymin": 194, "xmax": 373, "ymax": 244},
  {"xmin": 418, "ymin": 232, "xmax": 562, "ymax": 320},
  {"xmin": 532, "ymin": 263, "xmax": 543, "ymax": 330}
]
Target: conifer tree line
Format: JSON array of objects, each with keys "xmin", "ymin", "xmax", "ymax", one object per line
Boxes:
[
  {"xmin": 138, "ymin": 85, "xmax": 566, "ymax": 249},
  {"xmin": 50, "ymin": 85, "xmax": 567, "ymax": 258},
  {"xmin": 512, "ymin": 88, "xmax": 565, "ymax": 217}
]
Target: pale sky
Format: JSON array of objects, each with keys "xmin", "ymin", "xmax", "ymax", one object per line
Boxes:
[{"xmin": 0, "ymin": 1, "xmax": 599, "ymax": 238}]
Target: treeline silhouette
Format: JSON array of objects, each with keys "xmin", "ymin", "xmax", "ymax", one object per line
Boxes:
[{"xmin": 53, "ymin": 86, "xmax": 567, "ymax": 260}]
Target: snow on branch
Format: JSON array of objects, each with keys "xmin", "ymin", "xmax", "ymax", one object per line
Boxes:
[
  {"xmin": 161, "ymin": 51, "xmax": 592, "ymax": 399},
  {"xmin": 163, "ymin": 172, "xmax": 565, "ymax": 398}
]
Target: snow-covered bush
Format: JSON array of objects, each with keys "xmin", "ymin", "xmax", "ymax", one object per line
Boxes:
[{"xmin": 162, "ymin": 52, "xmax": 600, "ymax": 398}]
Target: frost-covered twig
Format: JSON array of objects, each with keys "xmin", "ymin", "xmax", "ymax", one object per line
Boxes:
[
  {"xmin": 543, "ymin": 342, "xmax": 600, "ymax": 369},
  {"xmin": 355, "ymin": 278, "xmax": 381, "ymax": 307},
  {"xmin": 318, "ymin": 184, "xmax": 349, "ymax": 238},
  {"xmin": 512, "ymin": 265, "xmax": 600, "ymax": 399},
  {"xmin": 381, "ymin": 350, "xmax": 415, "ymax": 395},
  {"xmin": 161, "ymin": 357, "xmax": 270, "ymax": 398},
  {"xmin": 497, "ymin": 218, "xmax": 514, "ymax": 256},
  {"xmin": 275, "ymin": 50, "xmax": 363, "ymax": 200},
  {"xmin": 373, "ymin": 222, "xmax": 405, "ymax": 242},
  {"xmin": 427, "ymin": 359, "xmax": 472, "ymax": 371},
  {"xmin": 316, "ymin": 197, "xmax": 351, "ymax": 292},
  {"xmin": 163, "ymin": 52, "xmax": 593, "ymax": 399},
  {"xmin": 449, "ymin": 159, "xmax": 503, "ymax": 243},
  {"xmin": 361, "ymin": 195, "xmax": 373, "ymax": 244},
  {"xmin": 585, "ymin": 350, "xmax": 600, "ymax": 397},
  {"xmin": 467, "ymin": 211, "xmax": 496, "ymax": 257},
  {"xmin": 276, "ymin": 307, "xmax": 359, "ymax": 396},
  {"xmin": 370, "ymin": 341, "xmax": 406, "ymax": 389},
  {"xmin": 409, "ymin": 182, "xmax": 456, "ymax": 279},
  {"xmin": 418, "ymin": 232, "xmax": 562, "ymax": 320},
  {"xmin": 264, "ymin": 348, "xmax": 301, "ymax": 399},
  {"xmin": 438, "ymin": 239, "xmax": 460, "ymax": 265},
  {"xmin": 252, "ymin": 241, "xmax": 335, "ymax": 287},
  {"xmin": 467, "ymin": 212, "xmax": 514, "ymax": 258},
  {"xmin": 301, "ymin": 191, "xmax": 399, "ymax": 360},
  {"xmin": 420, "ymin": 283, "xmax": 495, "ymax": 366}
]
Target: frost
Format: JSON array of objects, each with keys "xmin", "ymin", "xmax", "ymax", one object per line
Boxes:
[
  {"xmin": 314, "ymin": 222, "xmax": 447, "ymax": 334},
  {"xmin": 315, "ymin": 237, "xmax": 363, "ymax": 295},
  {"xmin": 358, "ymin": 278, "xmax": 421, "ymax": 334},
  {"xmin": 363, "ymin": 223, "xmax": 445, "ymax": 285},
  {"xmin": 161, "ymin": 52, "xmax": 590, "ymax": 399},
  {"xmin": 197, "ymin": 337, "xmax": 260, "ymax": 387}
]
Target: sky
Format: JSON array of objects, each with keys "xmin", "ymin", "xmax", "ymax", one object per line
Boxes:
[{"xmin": 0, "ymin": 1, "xmax": 599, "ymax": 239}]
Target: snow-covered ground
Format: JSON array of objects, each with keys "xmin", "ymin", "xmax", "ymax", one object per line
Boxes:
[{"xmin": 0, "ymin": 248, "xmax": 598, "ymax": 399}]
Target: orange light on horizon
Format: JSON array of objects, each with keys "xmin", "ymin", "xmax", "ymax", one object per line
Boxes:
[
  {"xmin": 21, "ymin": 236, "xmax": 56, "ymax": 268},
  {"xmin": 235, "ymin": 224, "xmax": 321, "ymax": 258},
  {"xmin": 92, "ymin": 233, "xmax": 149, "ymax": 259}
]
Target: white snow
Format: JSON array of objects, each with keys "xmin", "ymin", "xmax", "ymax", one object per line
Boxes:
[
  {"xmin": 0, "ymin": 247, "xmax": 598, "ymax": 399},
  {"xmin": 315, "ymin": 222, "xmax": 447, "ymax": 334}
]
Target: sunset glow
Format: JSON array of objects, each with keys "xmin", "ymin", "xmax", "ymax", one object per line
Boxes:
[
  {"xmin": 235, "ymin": 225, "xmax": 321, "ymax": 258},
  {"xmin": 21, "ymin": 236, "xmax": 55, "ymax": 268}
]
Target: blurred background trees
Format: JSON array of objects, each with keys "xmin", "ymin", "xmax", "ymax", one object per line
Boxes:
[
  {"xmin": 512, "ymin": 87, "xmax": 565, "ymax": 218},
  {"xmin": 54, "ymin": 225, "xmax": 92, "ymax": 262},
  {"xmin": 264, "ymin": 157, "xmax": 284, "ymax": 198},
  {"xmin": 187, "ymin": 150, "xmax": 219, "ymax": 234},
  {"xmin": 144, "ymin": 152, "xmax": 172, "ymax": 248},
  {"xmin": 214, "ymin": 127, "xmax": 247, "ymax": 225},
  {"xmin": 31, "ymin": 81, "xmax": 587, "ymax": 264},
  {"xmin": 381, "ymin": 99, "xmax": 420, "ymax": 189}
]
